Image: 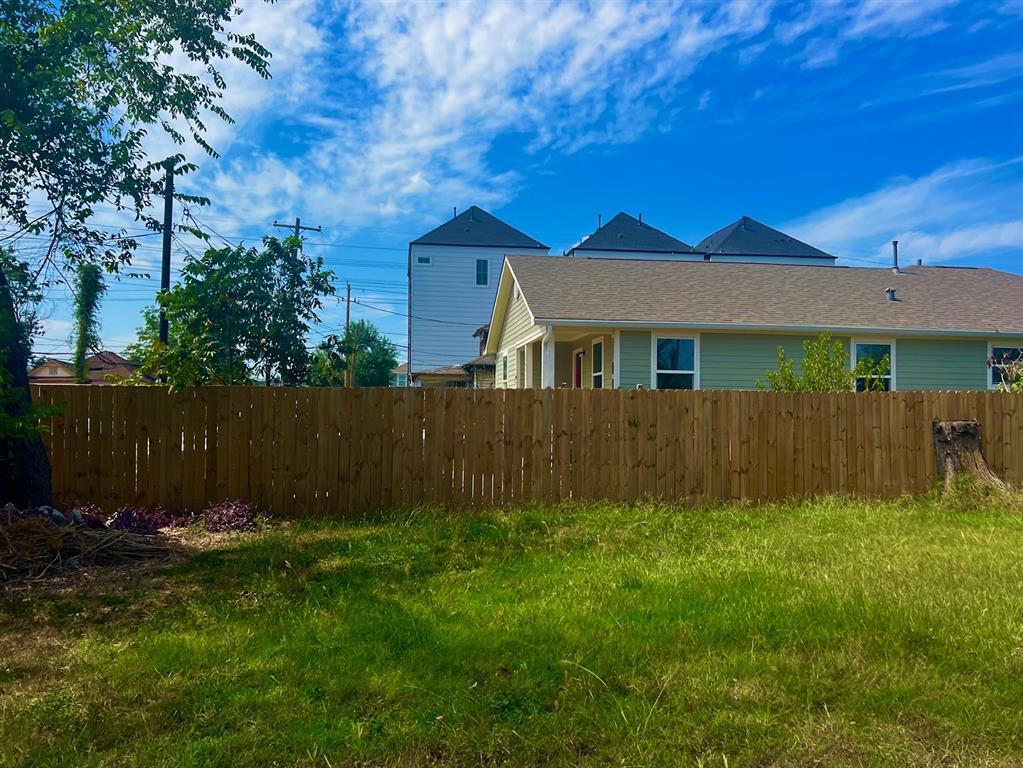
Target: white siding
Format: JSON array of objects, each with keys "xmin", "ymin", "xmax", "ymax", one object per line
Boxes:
[
  {"xmin": 707, "ymin": 254, "xmax": 836, "ymax": 266},
  {"xmin": 409, "ymin": 243, "xmax": 547, "ymax": 374},
  {"xmin": 571, "ymin": 249, "xmax": 702, "ymax": 261},
  {"xmin": 571, "ymin": 249, "xmax": 835, "ymax": 266}
]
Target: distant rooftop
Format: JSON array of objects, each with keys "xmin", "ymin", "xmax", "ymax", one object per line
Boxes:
[
  {"xmin": 411, "ymin": 206, "xmax": 548, "ymax": 249},
  {"xmin": 696, "ymin": 216, "xmax": 834, "ymax": 260},
  {"xmin": 572, "ymin": 212, "xmax": 694, "ymax": 254}
]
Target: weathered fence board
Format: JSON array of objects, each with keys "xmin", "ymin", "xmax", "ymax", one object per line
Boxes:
[{"xmin": 30, "ymin": 386, "xmax": 1023, "ymax": 516}]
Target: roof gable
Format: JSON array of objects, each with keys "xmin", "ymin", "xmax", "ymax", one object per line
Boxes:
[
  {"xmin": 696, "ymin": 216, "xmax": 834, "ymax": 260},
  {"xmin": 572, "ymin": 212, "xmax": 694, "ymax": 254},
  {"xmin": 411, "ymin": 206, "xmax": 548, "ymax": 249}
]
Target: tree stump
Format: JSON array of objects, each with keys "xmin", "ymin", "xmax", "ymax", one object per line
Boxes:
[{"xmin": 932, "ymin": 420, "xmax": 1006, "ymax": 492}]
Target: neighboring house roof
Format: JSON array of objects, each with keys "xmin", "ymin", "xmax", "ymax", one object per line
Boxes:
[
  {"xmin": 572, "ymin": 212, "xmax": 694, "ymax": 254},
  {"xmin": 29, "ymin": 350, "xmax": 143, "ymax": 384},
  {"xmin": 391, "ymin": 363, "xmax": 409, "ymax": 375},
  {"xmin": 495, "ymin": 256, "xmax": 1023, "ymax": 338},
  {"xmin": 410, "ymin": 206, "xmax": 548, "ymax": 249},
  {"xmin": 463, "ymin": 353, "xmax": 496, "ymax": 369},
  {"xmin": 695, "ymin": 216, "xmax": 834, "ymax": 260},
  {"xmin": 411, "ymin": 365, "xmax": 473, "ymax": 381},
  {"xmin": 86, "ymin": 351, "xmax": 134, "ymax": 371}
]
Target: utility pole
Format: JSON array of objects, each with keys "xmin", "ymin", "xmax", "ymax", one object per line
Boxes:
[
  {"xmin": 272, "ymin": 216, "xmax": 321, "ymax": 251},
  {"xmin": 158, "ymin": 161, "xmax": 174, "ymax": 346},
  {"xmin": 344, "ymin": 282, "xmax": 352, "ymax": 387}
]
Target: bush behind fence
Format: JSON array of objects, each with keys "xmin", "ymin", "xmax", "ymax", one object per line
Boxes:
[{"xmin": 32, "ymin": 386, "xmax": 1023, "ymax": 515}]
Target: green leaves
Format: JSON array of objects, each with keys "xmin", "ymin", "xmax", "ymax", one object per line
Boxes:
[
  {"xmin": 127, "ymin": 236, "xmax": 335, "ymax": 387},
  {"xmin": 758, "ymin": 332, "xmax": 889, "ymax": 392},
  {"xmin": 0, "ymin": 0, "xmax": 272, "ymax": 272},
  {"xmin": 307, "ymin": 320, "xmax": 398, "ymax": 388}
]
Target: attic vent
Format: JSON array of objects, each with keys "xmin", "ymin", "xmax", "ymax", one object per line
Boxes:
[{"xmin": 885, "ymin": 287, "xmax": 897, "ymax": 302}]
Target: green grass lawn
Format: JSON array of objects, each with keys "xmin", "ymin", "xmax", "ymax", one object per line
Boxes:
[{"xmin": 1, "ymin": 495, "xmax": 1021, "ymax": 767}]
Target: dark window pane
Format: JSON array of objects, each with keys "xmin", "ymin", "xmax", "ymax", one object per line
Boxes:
[
  {"xmin": 656, "ymin": 373, "xmax": 694, "ymax": 390},
  {"xmin": 855, "ymin": 376, "xmax": 891, "ymax": 392},
  {"xmin": 592, "ymin": 342, "xmax": 603, "ymax": 374},
  {"xmin": 475, "ymin": 259, "xmax": 488, "ymax": 285},
  {"xmin": 855, "ymin": 343, "xmax": 891, "ymax": 374},
  {"xmin": 593, "ymin": 373, "xmax": 603, "ymax": 389},
  {"xmin": 656, "ymin": 338, "xmax": 694, "ymax": 371}
]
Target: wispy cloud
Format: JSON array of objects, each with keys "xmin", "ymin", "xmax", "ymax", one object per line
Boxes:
[
  {"xmin": 784, "ymin": 157, "xmax": 1023, "ymax": 265},
  {"xmin": 778, "ymin": 0, "xmax": 960, "ymax": 69}
]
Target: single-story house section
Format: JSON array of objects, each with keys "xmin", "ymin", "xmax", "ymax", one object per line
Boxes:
[
  {"xmin": 28, "ymin": 351, "xmax": 144, "ymax": 385},
  {"xmin": 484, "ymin": 256, "xmax": 1023, "ymax": 391}
]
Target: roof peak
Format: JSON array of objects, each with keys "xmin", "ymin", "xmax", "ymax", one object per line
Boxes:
[
  {"xmin": 695, "ymin": 216, "xmax": 834, "ymax": 260},
  {"xmin": 572, "ymin": 211, "xmax": 694, "ymax": 254},
  {"xmin": 411, "ymin": 205, "xmax": 548, "ymax": 249}
]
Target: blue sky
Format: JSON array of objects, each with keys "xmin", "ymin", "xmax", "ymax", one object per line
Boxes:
[{"xmin": 22, "ymin": 0, "xmax": 1023, "ymax": 362}]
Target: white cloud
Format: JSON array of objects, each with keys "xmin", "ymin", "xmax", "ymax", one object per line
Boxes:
[
  {"xmin": 779, "ymin": 0, "xmax": 961, "ymax": 69},
  {"xmin": 784, "ymin": 157, "xmax": 1023, "ymax": 264},
  {"xmin": 202, "ymin": 0, "xmax": 780, "ymax": 228}
]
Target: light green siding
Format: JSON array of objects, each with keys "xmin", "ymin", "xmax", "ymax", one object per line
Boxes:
[
  {"xmin": 895, "ymin": 339, "xmax": 988, "ymax": 391},
  {"xmin": 494, "ymin": 282, "xmax": 536, "ymax": 388},
  {"xmin": 619, "ymin": 331, "xmax": 651, "ymax": 389},
  {"xmin": 700, "ymin": 333, "xmax": 850, "ymax": 390}
]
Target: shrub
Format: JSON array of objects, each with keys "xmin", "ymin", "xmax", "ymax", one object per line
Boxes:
[
  {"xmin": 107, "ymin": 506, "xmax": 181, "ymax": 535},
  {"xmin": 201, "ymin": 500, "xmax": 257, "ymax": 532}
]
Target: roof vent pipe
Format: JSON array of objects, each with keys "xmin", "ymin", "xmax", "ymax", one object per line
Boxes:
[
  {"xmin": 892, "ymin": 240, "xmax": 899, "ymax": 273},
  {"xmin": 453, "ymin": 206, "xmax": 457, "ymax": 218},
  {"xmin": 597, "ymin": 213, "xmax": 602, "ymax": 230},
  {"xmin": 638, "ymin": 212, "xmax": 643, "ymax": 223},
  {"xmin": 916, "ymin": 258, "xmax": 922, "ymax": 266},
  {"xmin": 885, "ymin": 287, "xmax": 897, "ymax": 302}
]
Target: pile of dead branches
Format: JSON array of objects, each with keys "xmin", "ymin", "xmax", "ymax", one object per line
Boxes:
[{"xmin": 1, "ymin": 509, "xmax": 178, "ymax": 582}]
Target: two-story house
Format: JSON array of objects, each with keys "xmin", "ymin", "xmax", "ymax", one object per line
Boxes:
[{"xmin": 408, "ymin": 206, "xmax": 548, "ymax": 381}]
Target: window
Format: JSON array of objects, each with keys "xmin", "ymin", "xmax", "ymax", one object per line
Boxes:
[
  {"xmin": 990, "ymin": 346, "xmax": 1023, "ymax": 388},
  {"xmin": 653, "ymin": 336, "xmax": 696, "ymax": 389},
  {"xmin": 502, "ymin": 354, "xmax": 508, "ymax": 387},
  {"xmin": 852, "ymin": 341, "xmax": 893, "ymax": 391},
  {"xmin": 475, "ymin": 259, "xmax": 488, "ymax": 286},
  {"xmin": 592, "ymin": 339, "xmax": 604, "ymax": 389},
  {"xmin": 417, "ymin": 255, "xmax": 431, "ymax": 265}
]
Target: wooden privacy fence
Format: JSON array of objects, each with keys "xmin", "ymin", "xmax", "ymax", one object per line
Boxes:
[{"xmin": 32, "ymin": 386, "xmax": 1023, "ymax": 516}]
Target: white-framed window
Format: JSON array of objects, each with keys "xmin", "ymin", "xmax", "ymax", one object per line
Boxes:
[
  {"xmin": 851, "ymin": 339, "xmax": 894, "ymax": 391},
  {"xmin": 416, "ymin": 255, "xmax": 431, "ymax": 265},
  {"xmin": 988, "ymin": 344, "xmax": 1023, "ymax": 389},
  {"xmin": 475, "ymin": 259, "xmax": 489, "ymax": 286},
  {"xmin": 592, "ymin": 338, "xmax": 604, "ymax": 389},
  {"xmin": 502, "ymin": 354, "xmax": 508, "ymax": 387},
  {"xmin": 651, "ymin": 334, "xmax": 698, "ymax": 390}
]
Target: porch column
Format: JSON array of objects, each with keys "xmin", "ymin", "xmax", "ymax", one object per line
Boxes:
[{"xmin": 540, "ymin": 326, "xmax": 556, "ymax": 389}]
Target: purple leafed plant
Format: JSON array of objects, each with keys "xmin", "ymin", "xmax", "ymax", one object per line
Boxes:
[
  {"xmin": 107, "ymin": 506, "xmax": 179, "ymax": 535},
  {"xmin": 202, "ymin": 501, "xmax": 257, "ymax": 532}
]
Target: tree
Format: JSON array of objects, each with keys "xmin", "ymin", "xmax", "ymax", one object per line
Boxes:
[
  {"xmin": 307, "ymin": 320, "xmax": 398, "ymax": 388},
  {"xmin": 758, "ymin": 332, "xmax": 888, "ymax": 392},
  {"xmin": 71, "ymin": 263, "xmax": 105, "ymax": 383},
  {"xmin": 127, "ymin": 237, "xmax": 334, "ymax": 387},
  {"xmin": 0, "ymin": 247, "xmax": 44, "ymax": 349},
  {"xmin": 1, "ymin": 0, "xmax": 272, "ymax": 504}
]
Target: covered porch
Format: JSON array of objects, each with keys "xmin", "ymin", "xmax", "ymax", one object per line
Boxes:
[{"xmin": 512, "ymin": 326, "xmax": 616, "ymax": 389}]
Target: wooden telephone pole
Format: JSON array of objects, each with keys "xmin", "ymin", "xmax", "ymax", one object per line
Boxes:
[{"xmin": 272, "ymin": 216, "xmax": 321, "ymax": 250}]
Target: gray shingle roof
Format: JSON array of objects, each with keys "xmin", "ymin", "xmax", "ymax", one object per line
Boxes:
[
  {"xmin": 572, "ymin": 212, "xmax": 694, "ymax": 254},
  {"xmin": 505, "ymin": 256, "xmax": 1023, "ymax": 335},
  {"xmin": 696, "ymin": 216, "xmax": 834, "ymax": 260},
  {"xmin": 411, "ymin": 206, "xmax": 548, "ymax": 249}
]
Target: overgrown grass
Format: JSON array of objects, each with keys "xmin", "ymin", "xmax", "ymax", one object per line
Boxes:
[{"xmin": 1, "ymin": 495, "xmax": 1021, "ymax": 767}]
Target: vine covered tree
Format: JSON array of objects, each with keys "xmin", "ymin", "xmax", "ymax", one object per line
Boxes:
[
  {"xmin": 0, "ymin": 0, "xmax": 272, "ymax": 503},
  {"xmin": 71, "ymin": 264, "xmax": 105, "ymax": 383}
]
